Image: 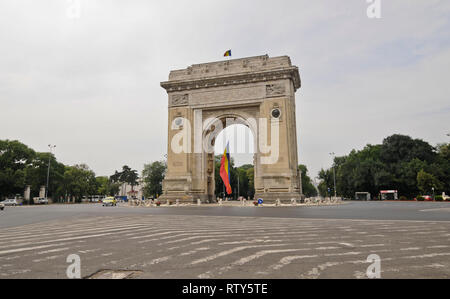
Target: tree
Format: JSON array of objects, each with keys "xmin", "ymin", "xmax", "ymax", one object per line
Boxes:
[
  {"xmin": 417, "ymin": 170, "xmax": 443, "ymax": 195},
  {"xmin": 236, "ymin": 167, "xmax": 249, "ymax": 198},
  {"xmin": 96, "ymin": 176, "xmax": 120, "ymax": 196},
  {"xmin": 0, "ymin": 140, "xmax": 36, "ymax": 199},
  {"xmin": 111, "ymin": 165, "xmax": 139, "ymax": 191},
  {"xmin": 246, "ymin": 167, "xmax": 255, "ymax": 199},
  {"xmin": 25, "ymin": 152, "xmax": 65, "ymax": 201},
  {"xmin": 142, "ymin": 161, "xmax": 167, "ymax": 198},
  {"xmin": 380, "ymin": 134, "xmax": 436, "ymax": 165},
  {"xmin": 318, "ymin": 168, "xmax": 333, "ymax": 197},
  {"xmin": 96, "ymin": 176, "xmax": 108, "ymax": 195},
  {"xmin": 62, "ymin": 164, "xmax": 97, "ymax": 202},
  {"xmin": 435, "ymin": 143, "xmax": 450, "ymax": 192},
  {"xmin": 298, "ymin": 165, "xmax": 317, "ymax": 197},
  {"xmin": 318, "ymin": 135, "xmax": 448, "ymax": 199}
]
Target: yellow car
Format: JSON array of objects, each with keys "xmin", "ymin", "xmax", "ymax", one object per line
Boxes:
[{"xmin": 102, "ymin": 197, "xmax": 117, "ymax": 207}]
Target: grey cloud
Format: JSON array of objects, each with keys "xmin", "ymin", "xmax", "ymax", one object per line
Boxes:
[{"xmin": 0, "ymin": 0, "xmax": 449, "ymax": 178}]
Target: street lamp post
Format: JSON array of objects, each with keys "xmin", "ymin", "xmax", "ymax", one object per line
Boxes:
[
  {"xmin": 329, "ymin": 152, "xmax": 337, "ymax": 198},
  {"xmin": 45, "ymin": 144, "xmax": 56, "ymax": 200},
  {"xmin": 237, "ymin": 173, "xmax": 240, "ymax": 198}
]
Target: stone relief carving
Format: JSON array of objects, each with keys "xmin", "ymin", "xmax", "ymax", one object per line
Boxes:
[
  {"xmin": 266, "ymin": 84, "xmax": 286, "ymax": 97},
  {"xmin": 171, "ymin": 94, "xmax": 189, "ymax": 106}
]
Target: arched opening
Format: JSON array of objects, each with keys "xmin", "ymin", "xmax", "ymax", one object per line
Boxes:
[{"xmin": 213, "ymin": 124, "xmax": 255, "ymax": 200}]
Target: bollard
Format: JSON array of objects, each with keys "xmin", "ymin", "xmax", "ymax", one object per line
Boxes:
[
  {"xmin": 242, "ymin": 198, "xmax": 246, "ymax": 206},
  {"xmin": 291, "ymin": 198, "xmax": 297, "ymax": 206},
  {"xmin": 176, "ymin": 199, "xmax": 180, "ymax": 206},
  {"xmin": 218, "ymin": 198, "xmax": 223, "ymax": 206},
  {"xmin": 276, "ymin": 198, "xmax": 281, "ymax": 207},
  {"xmin": 197, "ymin": 199, "xmax": 201, "ymax": 206}
]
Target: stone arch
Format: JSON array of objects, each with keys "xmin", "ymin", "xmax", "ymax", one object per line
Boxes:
[
  {"xmin": 201, "ymin": 111, "xmax": 258, "ymax": 202},
  {"xmin": 202, "ymin": 111, "xmax": 258, "ymax": 152},
  {"xmin": 159, "ymin": 55, "xmax": 303, "ymax": 203}
]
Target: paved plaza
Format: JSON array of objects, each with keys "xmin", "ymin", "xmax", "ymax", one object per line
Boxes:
[{"xmin": 0, "ymin": 202, "xmax": 449, "ymax": 279}]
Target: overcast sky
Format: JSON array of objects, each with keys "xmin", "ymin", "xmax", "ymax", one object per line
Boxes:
[{"xmin": 1, "ymin": 0, "xmax": 449, "ymax": 179}]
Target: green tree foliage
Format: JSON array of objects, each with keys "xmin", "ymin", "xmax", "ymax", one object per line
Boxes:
[
  {"xmin": 213, "ymin": 156, "xmax": 256, "ymax": 199},
  {"xmin": 25, "ymin": 152, "xmax": 66, "ymax": 200},
  {"xmin": 1, "ymin": 140, "xmax": 142, "ymax": 203},
  {"xmin": 435, "ymin": 143, "xmax": 450, "ymax": 192},
  {"xmin": 417, "ymin": 170, "xmax": 443, "ymax": 195},
  {"xmin": 298, "ymin": 165, "xmax": 318, "ymax": 197},
  {"xmin": 320, "ymin": 135, "xmax": 448, "ymax": 198},
  {"xmin": 110, "ymin": 165, "xmax": 139, "ymax": 190},
  {"xmin": 318, "ymin": 168, "xmax": 334, "ymax": 197},
  {"xmin": 0, "ymin": 140, "xmax": 35, "ymax": 199},
  {"xmin": 236, "ymin": 165, "xmax": 253, "ymax": 198},
  {"xmin": 246, "ymin": 167, "xmax": 255, "ymax": 198},
  {"xmin": 96, "ymin": 176, "xmax": 120, "ymax": 197},
  {"xmin": 62, "ymin": 164, "xmax": 97, "ymax": 202},
  {"xmin": 142, "ymin": 161, "xmax": 167, "ymax": 198},
  {"xmin": 96, "ymin": 176, "xmax": 108, "ymax": 195}
]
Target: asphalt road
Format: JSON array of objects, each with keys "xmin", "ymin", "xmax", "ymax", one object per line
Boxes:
[
  {"xmin": 1, "ymin": 201, "xmax": 450, "ymax": 228},
  {"xmin": 0, "ymin": 201, "xmax": 449, "ymax": 279}
]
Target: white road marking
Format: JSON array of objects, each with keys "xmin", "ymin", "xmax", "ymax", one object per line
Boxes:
[
  {"xmin": 427, "ymin": 245, "xmax": 449, "ymax": 249},
  {"xmin": 200, "ymin": 249, "xmax": 312, "ymax": 278},
  {"xmin": 180, "ymin": 247, "xmax": 210, "ymax": 256},
  {"xmin": 420, "ymin": 208, "xmax": 450, "ymax": 212},
  {"xmin": 142, "ymin": 256, "xmax": 171, "ymax": 267},
  {"xmin": 0, "ymin": 228, "xmax": 145, "ymax": 250},
  {"xmin": 190, "ymin": 244, "xmax": 288, "ymax": 265},
  {"xmin": 268, "ymin": 255, "xmax": 319, "ymax": 270},
  {"xmin": 219, "ymin": 239, "xmax": 283, "ymax": 245},
  {"xmin": 316, "ymin": 246, "xmax": 341, "ymax": 250},
  {"xmin": 324, "ymin": 252, "xmax": 362, "ymax": 257},
  {"xmin": 400, "ymin": 247, "xmax": 421, "ymax": 251},
  {"xmin": 359, "ymin": 244, "xmax": 385, "ymax": 248},
  {"xmin": 37, "ymin": 247, "xmax": 70, "ymax": 255},
  {"xmin": 402, "ymin": 253, "xmax": 450, "ymax": 259},
  {"xmin": 33, "ymin": 255, "xmax": 61, "ymax": 263},
  {"xmin": 0, "ymin": 243, "xmax": 68, "ymax": 255},
  {"xmin": 190, "ymin": 239, "xmax": 223, "ymax": 245}
]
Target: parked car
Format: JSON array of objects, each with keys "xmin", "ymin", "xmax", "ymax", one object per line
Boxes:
[
  {"xmin": 102, "ymin": 197, "xmax": 117, "ymax": 207},
  {"xmin": 423, "ymin": 195, "xmax": 433, "ymax": 201},
  {"xmin": 1, "ymin": 199, "xmax": 18, "ymax": 206},
  {"xmin": 0, "ymin": 202, "xmax": 4, "ymax": 211},
  {"xmin": 37, "ymin": 198, "xmax": 49, "ymax": 204}
]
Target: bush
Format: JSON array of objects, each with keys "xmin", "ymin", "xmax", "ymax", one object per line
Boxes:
[
  {"xmin": 435, "ymin": 195, "xmax": 443, "ymax": 202},
  {"xmin": 416, "ymin": 196, "xmax": 425, "ymax": 201},
  {"xmin": 399, "ymin": 196, "xmax": 408, "ymax": 201}
]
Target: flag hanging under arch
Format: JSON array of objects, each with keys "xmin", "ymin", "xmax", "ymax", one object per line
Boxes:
[{"xmin": 220, "ymin": 143, "xmax": 232, "ymax": 195}]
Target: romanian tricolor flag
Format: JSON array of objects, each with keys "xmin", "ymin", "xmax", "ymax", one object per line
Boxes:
[
  {"xmin": 220, "ymin": 143, "xmax": 232, "ymax": 195},
  {"xmin": 224, "ymin": 50, "xmax": 232, "ymax": 57}
]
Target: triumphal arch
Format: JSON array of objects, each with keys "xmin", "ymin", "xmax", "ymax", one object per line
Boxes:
[{"xmin": 159, "ymin": 55, "xmax": 303, "ymax": 203}]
